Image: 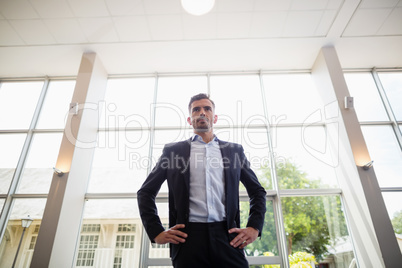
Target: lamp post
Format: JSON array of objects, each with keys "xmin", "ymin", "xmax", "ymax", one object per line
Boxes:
[{"xmin": 11, "ymin": 215, "xmax": 33, "ymax": 268}]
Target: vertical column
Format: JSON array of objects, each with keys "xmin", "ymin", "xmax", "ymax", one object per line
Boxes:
[
  {"xmin": 311, "ymin": 46, "xmax": 402, "ymax": 267},
  {"xmin": 30, "ymin": 53, "xmax": 107, "ymax": 268}
]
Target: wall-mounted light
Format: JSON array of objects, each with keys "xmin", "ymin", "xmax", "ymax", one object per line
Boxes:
[
  {"xmin": 345, "ymin": 96, "xmax": 354, "ymax": 109},
  {"xmin": 181, "ymin": 0, "xmax": 215, "ymax": 16},
  {"xmin": 363, "ymin": 160, "xmax": 374, "ymax": 170},
  {"xmin": 53, "ymin": 167, "xmax": 64, "ymax": 176}
]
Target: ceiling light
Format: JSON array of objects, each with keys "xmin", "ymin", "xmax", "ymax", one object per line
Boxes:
[{"xmin": 181, "ymin": 0, "xmax": 215, "ymax": 16}]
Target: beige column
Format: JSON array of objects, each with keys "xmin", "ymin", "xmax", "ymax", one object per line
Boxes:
[{"xmin": 30, "ymin": 52, "xmax": 107, "ymax": 268}]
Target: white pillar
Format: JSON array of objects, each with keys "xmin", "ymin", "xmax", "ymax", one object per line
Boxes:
[
  {"xmin": 311, "ymin": 46, "xmax": 402, "ymax": 267},
  {"xmin": 30, "ymin": 53, "xmax": 107, "ymax": 268}
]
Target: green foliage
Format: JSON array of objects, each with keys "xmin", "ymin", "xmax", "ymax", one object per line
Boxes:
[
  {"xmin": 241, "ymin": 160, "xmax": 349, "ymax": 262},
  {"xmin": 391, "ymin": 210, "xmax": 402, "ymax": 234}
]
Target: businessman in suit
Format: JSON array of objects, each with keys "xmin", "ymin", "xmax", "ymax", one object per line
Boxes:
[{"xmin": 137, "ymin": 93, "xmax": 266, "ymax": 267}]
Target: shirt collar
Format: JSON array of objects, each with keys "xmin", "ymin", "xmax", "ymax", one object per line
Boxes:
[{"xmin": 191, "ymin": 134, "xmax": 219, "ymax": 144}]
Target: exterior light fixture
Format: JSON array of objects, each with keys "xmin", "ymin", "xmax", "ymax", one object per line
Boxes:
[
  {"xmin": 181, "ymin": 0, "xmax": 215, "ymax": 16},
  {"xmin": 12, "ymin": 215, "xmax": 33, "ymax": 268},
  {"xmin": 363, "ymin": 160, "xmax": 374, "ymax": 170},
  {"xmin": 53, "ymin": 167, "xmax": 64, "ymax": 176}
]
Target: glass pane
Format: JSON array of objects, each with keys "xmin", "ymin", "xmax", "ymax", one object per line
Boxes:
[
  {"xmin": 0, "ymin": 198, "xmax": 46, "ymax": 268},
  {"xmin": 0, "ymin": 81, "xmax": 43, "ymax": 130},
  {"xmin": 361, "ymin": 125, "xmax": 402, "ymax": 187},
  {"xmin": 0, "ymin": 199, "xmax": 4, "ymax": 211},
  {"xmin": 241, "ymin": 200, "xmax": 278, "ymax": 257},
  {"xmin": 344, "ymin": 73, "xmax": 389, "ymax": 122},
  {"xmin": 74, "ymin": 199, "xmax": 142, "ymax": 268},
  {"xmin": 241, "ymin": 129, "xmax": 272, "ymax": 190},
  {"xmin": 88, "ymin": 130, "xmax": 150, "ymax": 193},
  {"xmin": 378, "ymin": 72, "xmax": 402, "ymax": 121},
  {"xmin": 282, "ymin": 195, "xmax": 353, "ymax": 268},
  {"xmin": 263, "ymin": 74, "xmax": 323, "ymax": 124},
  {"xmin": 274, "ymin": 127, "xmax": 339, "ymax": 189},
  {"xmin": 155, "ymin": 76, "xmax": 208, "ymax": 128},
  {"xmin": 210, "ymin": 75, "xmax": 264, "ymax": 127},
  {"xmin": 0, "ymin": 134, "xmax": 26, "ymax": 194},
  {"xmin": 17, "ymin": 133, "xmax": 63, "ymax": 194},
  {"xmin": 36, "ymin": 80, "xmax": 75, "ymax": 129},
  {"xmin": 382, "ymin": 192, "xmax": 402, "ymax": 240},
  {"xmin": 99, "ymin": 78, "xmax": 155, "ymax": 128}
]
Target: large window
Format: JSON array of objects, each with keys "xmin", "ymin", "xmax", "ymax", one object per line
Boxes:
[
  {"xmin": 0, "ymin": 79, "xmax": 75, "ymax": 268},
  {"xmin": 5, "ymin": 71, "xmax": 395, "ymax": 267},
  {"xmin": 80, "ymin": 73, "xmax": 353, "ymax": 268},
  {"xmin": 345, "ymin": 70, "xmax": 402, "ymax": 244}
]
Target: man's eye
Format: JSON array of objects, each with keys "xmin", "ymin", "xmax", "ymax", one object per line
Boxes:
[
  {"xmin": 205, "ymin": 107, "xmax": 211, "ymax": 111},
  {"xmin": 193, "ymin": 108, "xmax": 200, "ymax": 112}
]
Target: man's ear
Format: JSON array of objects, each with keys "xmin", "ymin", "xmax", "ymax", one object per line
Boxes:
[
  {"xmin": 213, "ymin": 115, "xmax": 218, "ymax": 124},
  {"xmin": 187, "ymin": 117, "xmax": 192, "ymax": 125}
]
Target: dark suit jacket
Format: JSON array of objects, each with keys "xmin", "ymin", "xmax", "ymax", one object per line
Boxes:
[{"xmin": 137, "ymin": 138, "xmax": 266, "ymax": 258}]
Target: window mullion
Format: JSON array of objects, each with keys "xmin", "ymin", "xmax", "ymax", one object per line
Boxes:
[
  {"xmin": 0, "ymin": 78, "xmax": 50, "ymax": 242},
  {"xmin": 259, "ymin": 71, "xmax": 289, "ymax": 268},
  {"xmin": 371, "ymin": 68, "xmax": 402, "ymax": 151}
]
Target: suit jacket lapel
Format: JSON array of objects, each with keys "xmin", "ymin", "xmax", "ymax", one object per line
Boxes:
[
  {"xmin": 182, "ymin": 138, "xmax": 192, "ymax": 193},
  {"xmin": 218, "ymin": 140, "xmax": 231, "ymax": 201}
]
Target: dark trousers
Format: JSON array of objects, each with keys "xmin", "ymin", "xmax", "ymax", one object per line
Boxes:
[{"xmin": 172, "ymin": 221, "xmax": 249, "ymax": 268}]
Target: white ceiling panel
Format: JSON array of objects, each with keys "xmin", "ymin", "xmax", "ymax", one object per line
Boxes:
[
  {"xmin": 343, "ymin": 8, "xmax": 393, "ymax": 36},
  {"xmin": 249, "ymin": 12, "xmax": 287, "ymax": 38},
  {"xmin": 283, "ymin": 11, "xmax": 323, "ymax": 37},
  {"xmin": 253, "ymin": 0, "xmax": 292, "ymax": 11},
  {"xmin": 377, "ymin": 7, "xmax": 402, "ymax": 35},
  {"xmin": 9, "ymin": 19, "xmax": 56, "ymax": 45},
  {"xmin": 0, "ymin": 0, "xmax": 39, "ymax": 19},
  {"xmin": 44, "ymin": 19, "xmax": 87, "ymax": 43},
  {"xmin": 147, "ymin": 15, "xmax": 183, "ymax": 40},
  {"xmin": 68, "ymin": 0, "xmax": 110, "ymax": 17},
  {"xmin": 30, "ymin": 0, "xmax": 75, "ymax": 19},
  {"xmin": 326, "ymin": 0, "xmax": 344, "ymax": 10},
  {"xmin": 359, "ymin": 0, "xmax": 399, "ymax": 8},
  {"xmin": 314, "ymin": 9, "xmax": 338, "ymax": 36},
  {"xmin": 104, "ymin": 0, "xmax": 145, "ymax": 16},
  {"xmin": 0, "ymin": 0, "xmax": 402, "ymax": 77},
  {"xmin": 113, "ymin": 16, "xmax": 151, "ymax": 42},
  {"xmin": 0, "ymin": 20, "xmax": 24, "ymax": 46},
  {"xmin": 217, "ymin": 13, "xmax": 252, "ymax": 39},
  {"xmin": 182, "ymin": 13, "xmax": 217, "ymax": 40},
  {"xmin": 290, "ymin": 0, "xmax": 329, "ymax": 11},
  {"xmin": 143, "ymin": 0, "xmax": 182, "ymax": 15},
  {"xmin": 217, "ymin": 0, "xmax": 254, "ymax": 12},
  {"xmin": 78, "ymin": 17, "xmax": 119, "ymax": 42}
]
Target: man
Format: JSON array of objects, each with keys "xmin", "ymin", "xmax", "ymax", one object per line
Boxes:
[{"xmin": 137, "ymin": 93, "xmax": 266, "ymax": 267}]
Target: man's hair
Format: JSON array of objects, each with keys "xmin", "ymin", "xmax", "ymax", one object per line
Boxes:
[{"xmin": 188, "ymin": 93, "xmax": 215, "ymax": 113}]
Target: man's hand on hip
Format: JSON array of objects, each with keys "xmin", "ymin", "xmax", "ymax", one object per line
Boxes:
[
  {"xmin": 154, "ymin": 224, "xmax": 187, "ymax": 245},
  {"xmin": 228, "ymin": 227, "xmax": 259, "ymax": 249}
]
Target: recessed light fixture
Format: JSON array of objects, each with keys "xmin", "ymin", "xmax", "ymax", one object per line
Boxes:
[{"xmin": 181, "ymin": 0, "xmax": 215, "ymax": 16}]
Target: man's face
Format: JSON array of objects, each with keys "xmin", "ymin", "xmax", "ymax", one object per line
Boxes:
[{"xmin": 187, "ymin": 98, "xmax": 217, "ymax": 132}]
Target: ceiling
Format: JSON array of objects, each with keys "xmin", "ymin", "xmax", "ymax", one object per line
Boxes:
[{"xmin": 0, "ymin": 0, "xmax": 401, "ymax": 77}]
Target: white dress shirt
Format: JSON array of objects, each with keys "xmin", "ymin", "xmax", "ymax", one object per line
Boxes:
[{"xmin": 188, "ymin": 135, "xmax": 226, "ymax": 222}]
